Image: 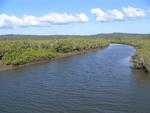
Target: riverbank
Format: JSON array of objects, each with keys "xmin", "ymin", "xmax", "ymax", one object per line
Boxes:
[
  {"xmin": 0, "ymin": 47, "xmax": 105, "ymax": 71},
  {"xmin": 0, "ymin": 37, "xmax": 150, "ymax": 73},
  {"xmin": 132, "ymin": 54, "xmax": 149, "ymax": 73},
  {"xmin": 0, "ymin": 43, "xmax": 149, "ymax": 74},
  {"xmin": 110, "ymin": 39, "xmax": 150, "ymax": 73},
  {"xmin": 0, "ymin": 38, "xmax": 110, "ymax": 65},
  {"xmin": 0, "ymin": 43, "xmax": 145, "ymax": 73},
  {"xmin": 1, "ymin": 42, "xmax": 150, "ymax": 113},
  {"xmin": 111, "ymin": 43, "xmax": 148, "ymax": 72}
]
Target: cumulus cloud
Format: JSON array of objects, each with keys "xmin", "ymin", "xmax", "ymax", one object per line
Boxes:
[
  {"xmin": 39, "ymin": 13, "xmax": 88, "ymax": 24},
  {"xmin": 123, "ymin": 6, "xmax": 145, "ymax": 18},
  {"xmin": 0, "ymin": 6, "xmax": 149, "ymax": 28},
  {"xmin": 0, "ymin": 13, "xmax": 88, "ymax": 28},
  {"xmin": 108, "ymin": 9, "xmax": 124, "ymax": 20},
  {"xmin": 91, "ymin": 6, "xmax": 148, "ymax": 22},
  {"xmin": 0, "ymin": 14, "xmax": 22, "ymax": 28},
  {"xmin": 91, "ymin": 8, "xmax": 125, "ymax": 22},
  {"xmin": 23, "ymin": 15, "xmax": 41, "ymax": 26},
  {"xmin": 91, "ymin": 8, "xmax": 109, "ymax": 22}
]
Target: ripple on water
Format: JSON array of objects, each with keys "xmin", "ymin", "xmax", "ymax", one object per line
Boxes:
[{"xmin": 0, "ymin": 44, "xmax": 150, "ymax": 113}]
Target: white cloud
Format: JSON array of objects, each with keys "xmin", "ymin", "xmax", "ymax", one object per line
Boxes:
[
  {"xmin": 123, "ymin": 6, "xmax": 145, "ymax": 18},
  {"xmin": 108, "ymin": 9, "xmax": 124, "ymax": 20},
  {"xmin": 91, "ymin": 8, "xmax": 125, "ymax": 22},
  {"xmin": 40, "ymin": 13, "xmax": 88, "ymax": 24},
  {"xmin": 91, "ymin": 6, "xmax": 148, "ymax": 22},
  {"xmin": 23, "ymin": 15, "xmax": 40, "ymax": 26},
  {"xmin": 0, "ymin": 14, "xmax": 22, "ymax": 28},
  {"xmin": 0, "ymin": 13, "xmax": 88, "ymax": 28},
  {"xmin": 0, "ymin": 6, "xmax": 149, "ymax": 28},
  {"xmin": 91, "ymin": 8, "xmax": 109, "ymax": 22},
  {"xmin": 76, "ymin": 13, "xmax": 89, "ymax": 22}
]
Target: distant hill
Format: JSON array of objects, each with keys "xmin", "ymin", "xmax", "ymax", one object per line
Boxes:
[
  {"xmin": 0, "ymin": 33, "xmax": 150, "ymax": 39},
  {"xmin": 91, "ymin": 33, "xmax": 150, "ymax": 39}
]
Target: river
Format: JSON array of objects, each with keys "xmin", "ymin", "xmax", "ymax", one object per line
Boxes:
[{"xmin": 0, "ymin": 44, "xmax": 150, "ymax": 113}]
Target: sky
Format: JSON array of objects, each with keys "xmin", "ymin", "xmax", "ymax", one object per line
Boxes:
[{"xmin": 0, "ymin": 0, "xmax": 150, "ymax": 35}]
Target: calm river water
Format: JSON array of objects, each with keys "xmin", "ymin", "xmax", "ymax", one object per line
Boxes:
[{"xmin": 0, "ymin": 44, "xmax": 150, "ymax": 113}]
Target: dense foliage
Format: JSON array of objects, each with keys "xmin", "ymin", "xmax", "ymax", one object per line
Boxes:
[
  {"xmin": 0, "ymin": 38, "xmax": 109, "ymax": 65},
  {"xmin": 0, "ymin": 34, "xmax": 150, "ymax": 73}
]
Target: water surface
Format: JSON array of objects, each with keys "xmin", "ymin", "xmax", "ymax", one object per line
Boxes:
[{"xmin": 0, "ymin": 44, "xmax": 150, "ymax": 113}]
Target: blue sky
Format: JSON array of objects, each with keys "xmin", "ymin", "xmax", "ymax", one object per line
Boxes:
[{"xmin": 0, "ymin": 0, "xmax": 150, "ymax": 35}]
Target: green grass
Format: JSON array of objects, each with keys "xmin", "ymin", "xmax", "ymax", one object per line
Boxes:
[
  {"xmin": 0, "ymin": 35, "xmax": 150, "ymax": 73},
  {"xmin": 109, "ymin": 38, "xmax": 150, "ymax": 72},
  {"xmin": 2, "ymin": 48, "xmax": 55, "ymax": 65},
  {"xmin": 0, "ymin": 38, "xmax": 109, "ymax": 65}
]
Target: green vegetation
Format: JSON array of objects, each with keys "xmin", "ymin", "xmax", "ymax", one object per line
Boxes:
[
  {"xmin": 0, "ymin": 34, "xmax": 150, "ymax": 73},
  {"xmin": 109, "ymin": 38, "xmax": 150, "ymax": 72},
  {"xmin": 0, "ymin": 38, "xmax": 109, "ymax": 65}
]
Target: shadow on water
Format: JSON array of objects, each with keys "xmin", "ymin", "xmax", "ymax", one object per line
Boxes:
[{"xmin": 132, "ymin": 69, "xmax": 150, "ymax": 80}]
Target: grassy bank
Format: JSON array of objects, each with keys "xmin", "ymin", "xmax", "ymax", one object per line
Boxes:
[
  {"xmin": 109, "ymin": 38, "xmax": 150, "ymax": 72},
  {"xmin": 0, "ymin": 35, "xmax": 150, "ymax": 73},
  {"xmin": 0, "ymin": 38, "xmax": 109, "ymax": 65}
]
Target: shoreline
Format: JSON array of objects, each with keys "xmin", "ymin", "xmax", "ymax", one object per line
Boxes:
[
  {"xmin": 0, "ymin": 43, "xmax": 149, "ymax": 74},
  {"xmin": 0, "ymin": 48, "xmax": 104, "ymax": 72},
  {"xmin": 131, "ymin": 55, "xmax": 149, "ymax": 73},
  {"xmin": 111, "ymin": 43, "xmax": 150, "ymax": 73}
]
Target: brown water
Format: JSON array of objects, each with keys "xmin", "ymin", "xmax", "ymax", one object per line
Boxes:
[{"xmin": 0, "ymin": 44, "xmax": 150, "ymax": 113}]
